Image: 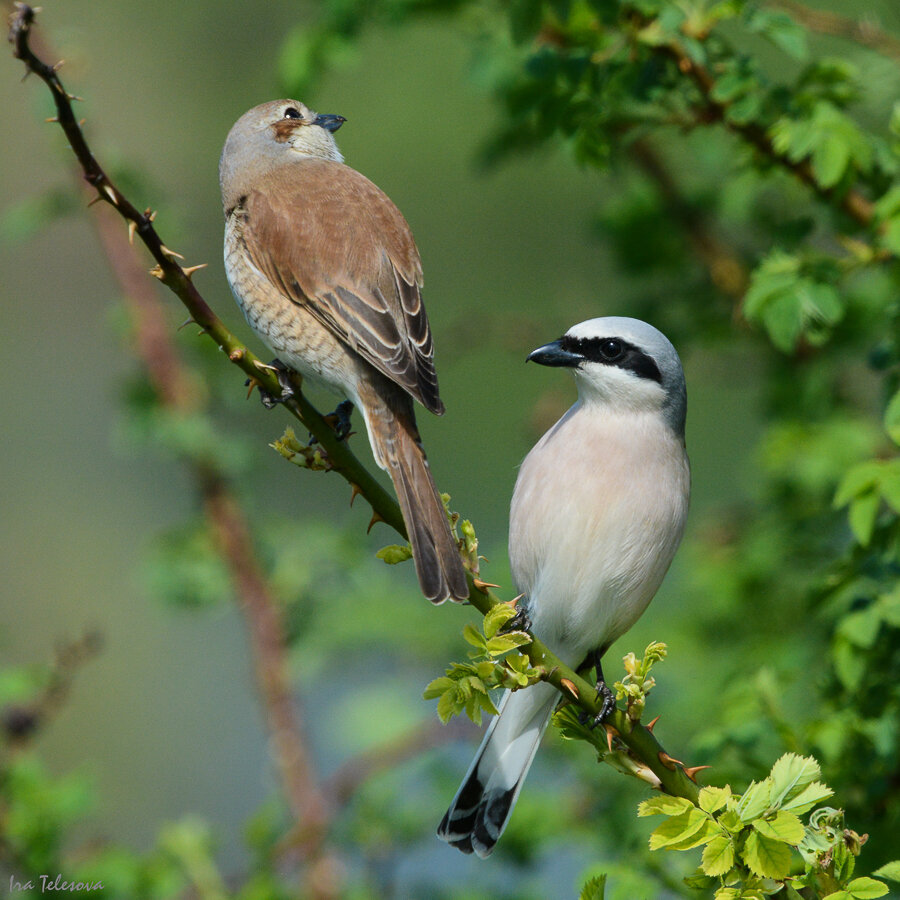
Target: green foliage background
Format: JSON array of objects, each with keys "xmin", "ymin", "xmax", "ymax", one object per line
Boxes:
[{"xmin": 1, "ymin": 0, "xmax": 899, "ymax": 897}]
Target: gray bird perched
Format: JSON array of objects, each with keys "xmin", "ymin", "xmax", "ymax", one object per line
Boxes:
[
  {"xmin": 219, "ymin": 100, "xmax": 468, "ymax": 604},
  {"xmin": 438, "ymin": 316, "xmax": 691, "ymax": 857}
]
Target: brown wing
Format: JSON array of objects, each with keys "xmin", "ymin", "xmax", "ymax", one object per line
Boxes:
[{"xmin": 240, "ymin": 157, "xmax": 443, "ymax": 414}]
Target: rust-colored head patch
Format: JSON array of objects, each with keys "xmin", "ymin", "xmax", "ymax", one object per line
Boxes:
[{"xmin": 271, "ymin": 118, "xmax": 303, "ymax": 143}]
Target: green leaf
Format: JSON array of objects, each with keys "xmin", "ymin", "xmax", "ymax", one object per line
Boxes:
[
  {"xmin": 769, "ymin": 754, "xmax": 821, "ymax": 805},
  {"xmin": 580, "ymin": 874, "xmax": 607, "ymax": 900},
  {"xmin": 375, "ymin": 543, "xmax": 413, "ymax": 565},
  {"xmin": 885, "ymin": 392, "xmax": 900, "ymax": 445},
  {"xmin": 737, "ymin": 780, "xmax": 772, "ymax": 822},
  {"xmin": 719, "ymin": 809, "xmax": 744, "ymax": 833},
  {"xmin": 802, "ymin": 281, "xmax": 843, "ymax": 325},
  {"xmin": 742, "ymin": 830, "xmax": 793, "ymax": 880},
  {"xmin": 780, "ymin": 781, "xmax": 834, "ymax": 815},
  {"xmin": 753, "ymin": 811, "xmax": 805, "ymax": 844},
  {"xmin": 748, "ymin": 9, "xmax": 808, "ymax": 60},
  {"xmin": 848, "ymin": 490, "xmax": 880, "ymax": 545},
  {"xmin": 638, "ymin": 795, "xmax": 695, "ymax": 817},
  {"xmin": 833, "ymin": 635, "xmax": 866, "ymax": 691},
  {"xmin": 699, "ymin": 786, "xmax": 731, "ymax": 814},
  {"xmin": 462, "ymin": 624, "xmax": 487, "ymax": 650},
  {"xmin": 872, "ymin": 862, "xmax": 900, "ymax": 882},
  {"xmin": 883, "ymin": 218, "xmax": 900, "ymax": 256},
  {"xmin": 684, "ymin": 870, "xmax": 718, "ymax": 890},
  {"xmin": 812, "ymin": 135, "xmax": 851, "ymax": 188},
  {"xmin": 837, "ymin": 605, "xmax": 883, "ymax": 649},
  {"xmin": 877, "ymin": 465, "xmax": 900, "ymax": 513},
  {"xmin": 483, "ymin": 604, "xmax": 516, "ymax": 639},
  {"xmin": 667, "ymin": 819, "xmax": 720, "ymax": 851},
  {"xmin": 702, "ymin": 834, "xmax": 736, "ymax": 877},
  {"xmin": 648, "ymin": 808, "xmax": 709, "ymax": 850},
  {"xmin": 845, "ymin": 877, "xmax": 889, "ymax": 898},
  {"xmin": 436, "ymin": 691, "xmax": 458, "ymax": 724},
  {"xmin": 834, "ymin": 462, "xmax": 883, "ymax": 506},
  {"xmin": 485, "ymin": 632, "xmax": 531, "ymax": 656},
  {"xmin": 874, "ymin": 185, "xmax": 900, "ymax": 220},
  {"xmin": 423, "ymin": 676, "xmax": 454, "ymax": 700}
]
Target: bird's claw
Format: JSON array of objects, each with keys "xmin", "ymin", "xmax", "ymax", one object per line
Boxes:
[
  {"xmin": 246, "ymin": 359, "xmax": 296, "ymax": 408},
  {"xmin": 309, "ymin": 400, "xmax": 354, "ymax": 445},
  {"xmin": 500, "ymin": 606, "xmax": 532, "ymax": 635},
  {"xmin": 323, "ymin": 400, "xmax": 355, "ymax": 441},
  {"xmin": 591, "ymin": 680, "xmax": 617, "ymax": 727},
  {"xmin": 574, "ymin": 649, "xmax": 617, "ymax": 727}
]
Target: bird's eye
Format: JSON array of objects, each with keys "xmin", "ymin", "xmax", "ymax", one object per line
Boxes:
[
  {"xmin": 283, "ymin": 107, "xmax": 302, "ymax": 119},
  {"xmin": 599, "ymin": 339, "xmax": 624, "ymax": 360}
]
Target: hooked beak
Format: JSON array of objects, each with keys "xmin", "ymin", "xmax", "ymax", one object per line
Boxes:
[
  {"xmin": 527, "ymin": 340, "xmax": 583, "ymax": 368},
  {"xmin": 313, "ymin": 113, "xmax": 346, "ymax": 133}
]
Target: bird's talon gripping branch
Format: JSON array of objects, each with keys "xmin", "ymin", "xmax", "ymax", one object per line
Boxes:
[
  {"xmin": 591, "ymin": 680, "xmax": 617, "ymax": 728},
  {"xmin": 247, "ymin": 359, "xmax": 296, "ymax": 409},
  {"xmin": 320, "ymin": 399, "xmax": 354, "ymax": 442},
  {"xmin": 499, "ymin": 605, "xmax": 532, "ymax": 635}
]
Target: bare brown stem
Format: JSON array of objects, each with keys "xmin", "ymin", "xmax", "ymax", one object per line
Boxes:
[
  {"xmin": 768, "ymin": 0, "xmax": 900, "ymax": 63},
  {"xmin": 630, "ymin": 137, "xmax": 750, "ymax": 302},
  {"xmin": 91, "ymin": 200, "xmax": 339, "ymax": 899},
  {"xmin": 662, "ymin": 41, "xmax": 875, "ymax": 228}
]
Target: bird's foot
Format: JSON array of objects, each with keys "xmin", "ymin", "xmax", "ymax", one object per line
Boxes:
[
  {"xmin": 575, "ymin": 682, "xmax": 616, "ymax": 729},
  {"xmin": 575, "ymin": 649, "xmax": 617, "ymax": 727},
  {"xmin": 308, "ymin": 400, "xmax": 355, "ymax": 446},
  {"xmin": 591, "ymin": 679, "xmax": 617, "ymax": 727},
  {"xmin": 499, "ymin": 605, "xmax": 532, "ymax": 635},
  {"xmin": 323, "ymin": 400, "xmax": 354, "ymax": 441},
  {"xmin": 246, "ymin": 359, "xmax": 296, "ymax": 409}
]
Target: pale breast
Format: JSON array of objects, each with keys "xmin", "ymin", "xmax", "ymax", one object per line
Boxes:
[
  {"xmin": 508, "ymin": 404, "xmax": 690, "ymax": 664},
  {"xmin": 224, "ymin": 213, "xmax": 356, "ymax": 398}
]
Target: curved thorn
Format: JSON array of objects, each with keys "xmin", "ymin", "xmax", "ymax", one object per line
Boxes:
[
  {"xmin": 658, "ymin": 751, "xmax": 684, "ymax": 771},
  {"xmin": 367, "ymin": 512, "xmax": 384, "ymax": 534},
  {"xmin": 182, "ymin": 263, "xmax": 208, "ymax": 279},
  {"xmin": 683, "ymin": 765, "xmax": 711, "ymax": 783}
]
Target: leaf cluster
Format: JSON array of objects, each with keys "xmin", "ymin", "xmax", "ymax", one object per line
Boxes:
[
  {"xmin": 637, "ymin": 753, "xmax": 898, "ymax": 899},
  {"xmin": 424, "ymin": 603, "xmax": 540, "ymax": 724}
]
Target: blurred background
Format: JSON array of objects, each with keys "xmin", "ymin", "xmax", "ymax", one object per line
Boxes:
[{"xmin": 1, "ymin": 0, "xmax": 899, "ymax": 897}]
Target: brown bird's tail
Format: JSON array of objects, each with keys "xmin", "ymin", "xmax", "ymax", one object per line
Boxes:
[{"xmin": 358, "ymin": 379, "xmax": 469, "ymax": 604}]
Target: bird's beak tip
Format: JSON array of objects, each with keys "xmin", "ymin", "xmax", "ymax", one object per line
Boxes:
[
  {"xmin": 528, "ymin": 340, "xmax": 582, "ymax": 368},
  {"xmin": 314, "ymin": 113, "xmax": 346, "ymax": 133}
]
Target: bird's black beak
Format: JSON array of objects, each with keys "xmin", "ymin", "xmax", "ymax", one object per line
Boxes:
[
  {"xmin": 527, "ymin": 340, "xmax": 583, "ymax": 368},
  {"xmin": 314, "ymin": 113, "xmax": 346, "ymax": 133}
]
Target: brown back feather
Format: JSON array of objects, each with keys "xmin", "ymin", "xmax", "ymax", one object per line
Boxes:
[{"xmin": 240, "ymin": 159, "xmax": 443, "ymax": 414}]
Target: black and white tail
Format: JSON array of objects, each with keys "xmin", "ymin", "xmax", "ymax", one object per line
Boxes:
[{"xmin": 437, "ymin": 682, "xmax": 558, "ymax": 857}]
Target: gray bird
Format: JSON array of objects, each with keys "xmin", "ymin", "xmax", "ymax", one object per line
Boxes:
[
  {"xmin": 438, "ymin": 316, "xmax": 691, "ymax": 857},
  {"xmin": 219, "ymin": 100, "xmax": 468, "ymax": 604}
]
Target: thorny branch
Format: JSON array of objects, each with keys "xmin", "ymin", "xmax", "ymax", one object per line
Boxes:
[
  {"xmin": 1, "ymin": 633, "xmax": 103, "ymax": 746},
  {"xmin": 85, "ymin": 103, "xmax": 341, "ymax": 900},
  {"xmin": 658, "ymin": 40, "xmax": 876, "ymax": 228},
  {"xmin": 629, "ymin": 137, "xmax": 750, "ymax": 304},
  {"xmin": 8, "ymin": 0, "xmax": 704, "ymax": 811}
]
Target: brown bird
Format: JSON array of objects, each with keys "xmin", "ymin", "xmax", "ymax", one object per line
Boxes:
[{"xmin": 219, "ymin": 100, "xmax": 468, "ymax": 603}]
